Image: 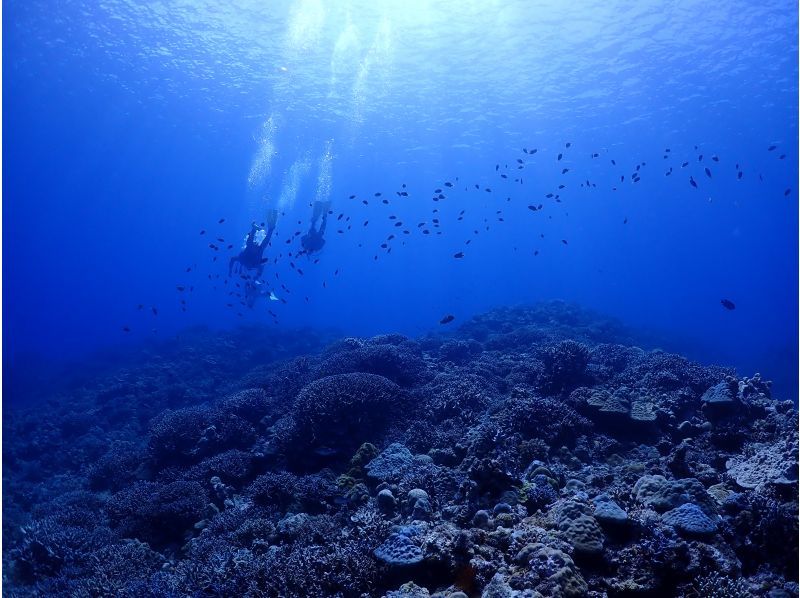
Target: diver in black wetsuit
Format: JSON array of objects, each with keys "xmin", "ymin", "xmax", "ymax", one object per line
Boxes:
[
  {"xmin": 229, "ymin": 209, "xmax": 278, "ymax": 277},
  {"xmin": 243, "ymin": 277, "xmax": 277, "ymax": 308},
  {"xmin": 299, "ymin": 200, "xmax": 330, "ymax": 256}
]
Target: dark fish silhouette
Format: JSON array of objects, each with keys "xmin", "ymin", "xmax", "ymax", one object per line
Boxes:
[
  {"xmin": 689, "ymin": 176, "xmax": 698, "ymax": 188},
  {"xmin": 200, "ymin": 230, "xmax": 206, "ymax": 235},
  {"xmin": 218, "ymin": 218, "xmax": 225, "ymax": 223},
  {"xmin": 122, "ymin": 326, "xmax": 130, "ymax": 332},
  {"xmin": 439, "ymin": 314, "xmax": 455, "ymax": 324},
  {"xmin": 453, "ymin": 252, "xmax": 464, "ymax": 258},
  {"xmin": 565, "ymin": 142, "xmax": 572, "ymax": 148},
  {"xmin": 768, "ymin": 145, "xmax": 777, "ymax": 151},
  {"xmin": 557, "ymin": 153, "xmax": 563, "ymax": 161},
  {"xmin": 704, "ymin": 167, "xmax": 712, "ymax": 178},
  {"xmin": 785, "ymin": 188, "xmax": 791, "ymax": 196},
  {"xmin": 561, "ymin": 239, "xmax": 568, "ymax": 245},
  {"xmin": 720, "ymin": 299, "xmax": 736, "ymax": 310},
  {"xmin": 152, "ymin": 307, "xmax": 158, "ymax": 316},
  {"xmin": 176, "ymin": 286, "xmax": 185, "ymax": 291},
  {"xmin": 349, "ymin": 194, "xmax": 356, "ymax": 199}
]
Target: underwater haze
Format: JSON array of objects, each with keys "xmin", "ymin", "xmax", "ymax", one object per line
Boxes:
[
  {"xmin": 4, "ymin": 0, "xmax": 798, "ymax": 399},
  {"xmin": 4, "ymin": 2, "xmax": 800, "ymax": 597}
]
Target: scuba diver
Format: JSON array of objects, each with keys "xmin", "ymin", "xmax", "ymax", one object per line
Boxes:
[
  {"xmin": 243, "ymin": 277, "xmax": 279, "ymax": 308},
  {"xmin": 229, "ymin": 208, "xmax": 278, "ymax": 278},
  {"xmin": 299, "ymin": 200, "xmax": 330, "ymax": 256}
]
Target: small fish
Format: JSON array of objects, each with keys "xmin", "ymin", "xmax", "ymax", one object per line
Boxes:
[
  {"xmin": 445, "ymin": 182, "xmax": 453, "ymax": 187},
  {"xmin": 737, "ymin": 171, "xmax": 743, "ymax": 180},
  {"xmin": 122, "ymin": 326, "xmax": 131, "ymax": 332},
  {"xmin": 704, "ymin": 167, "xmax": 712, "ymax": 178},
  {"xmin": 557, "ymin": 153, "xmax": 563, "ymax": 161},
  {"xmin": 611, "ymin": 159, "xmax": 616, "ymax": 165},
  {"xmin": 375, "ymin": 192, "xmax": 382, "ymax": 197},
  {"xmin": 453, "ymin": 252, "xmax": 464, "ymax": 258},
  {"xmin": 565, "ymin": 142, "xmax": 571, "ymax": 148},
  {"xmin": 689, "ymin": 176, "xmax": 698, "ymax": 188},
  {"xmin": 217, "ymin": 237, "xmax": 225, "ymax": 242},
  {"xmin": 623, "ymin": 217, "xmax": 628, "ymax": 224},
  {"xmin": 768, "ymin": 145, "xmax": 777, "ymax": 151},
  {"xmin": 561, "ymin": 168, "xmax": 569, "ymax": 174},
  {"xmin": 199, "ymin": 230, "xmax": 206, "ymax": 235},
  {"xmin": 712, "ymin": 155, "xmax": 719, "ymax": 162},
  {"xmin": 176, "ymin": 285, "xmax": 185, "ymax": 291},
  {"xmin": 439, "ymin": 314, "xmax": 455, "ymax": 324},
  {"xmin": 495, "ymin": 164, "xmax": 499, "ymax": 171},
  {"xmin": 218, "ymin": 218, "xmax": 225, "ymax": 223},
  {"xmin": 561, "ymin": 239, "xmax": 568, "ymax": 245},
  {"xmin": 681, "ymin": 161, "xmax": 689, "ymax": 167},
  {"xmin": 720, "ymin": 299, "xmax": 736, "ymax": 310},
  {"xmin": 152, "ymin": 307, "xmax": 158, "ymax": 316},
  {"xmin": 137, "ymin": 304, "xmax": 144, "ymax": 310},
  {"xmin": 785, "ymin": 188, "xmax": 791, "ymax": 196},
  {"xmin": 349, "ymin": 194, "xmax": 356, "ymax": 199}
]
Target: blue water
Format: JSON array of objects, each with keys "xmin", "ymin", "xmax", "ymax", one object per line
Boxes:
[{"xmin": 4, "ymin": 0, "xmax": 798, "ymax": 400}]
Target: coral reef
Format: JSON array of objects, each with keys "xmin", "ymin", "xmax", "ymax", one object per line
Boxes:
[{"xmin": 3, "ymin": 302, "xmax": 797, "ymax": 597}]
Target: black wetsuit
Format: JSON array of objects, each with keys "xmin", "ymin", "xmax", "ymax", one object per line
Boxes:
[{"xmin": 230, "ymin": 224, "xmax": 274, "ymax": 276}]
